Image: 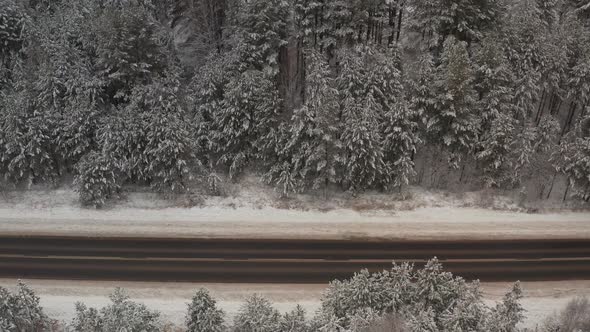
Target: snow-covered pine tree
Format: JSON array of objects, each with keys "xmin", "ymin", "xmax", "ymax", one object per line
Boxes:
[
  {"xmin": 238, "ymin": 0, "xmax": 289, "ymax": 76},
  {"xmin": 26, "ymin": 1, "xmax": 104, "ymax": 171},
  {"xmin": 501, "ymin": 0, "xmax": 546, "ymax": 121},
  {"xmin": 407, "ymin": 0, "xmax": 502, "ymax": 52},
  {"xmin": 212, "ymin": 69, "xmax": 280, "ymax": 179},
  {"xmin": 0, "ymin": 281, "xmax": 51, "ymax": 332},
  {"xmin": 186, "ymin": 289, "xmax": 225, "ymax": 332},
  {"xmin": 0, "ymin": 0, "xmax": 28, "ymax": 89},
  {"xmin": 553, "ymin": 114, "xmax": 590, "ymax": 201},
  {"xmin": 0, "ymin": 76, "xmax": 58, "ymax": 186},
  {"xmin": 429, "ymin": 36, "xmax": 479, "ymax": 168},
  {"xmin": 410, "ymin": 53, "xmax": 437, "ymax": 142},
  {"xmin": 486, "ymin": 282, "xmax": 525, "ymax": 332},
  {"xmin": 94, "ymin": 0, "xmax": 167, "ymax": 103},
  {"xmin": 372, "ymin": 49, "xmax": 420, "ymax": 191},
  {"xmin": 280, "ymin": 305, "xmax": 312, "ymax": 332},
  {"xmin": 232, "ymin": 294, "xmax": 282, "ymax": 332},
  {"xmin": 124, "ymin": 74, "xmax": 201, "ymax": 193},
  {"xmin": 73, "ymin": 151, "xmax": 121, "ymax": 208},
  {"xmin": 71, "ymin": 288, "xmax": 162, "ymax": 332},
  {"xmin": 382, "ymin": 98, "xmax": 421, "ymax": 191},
  {"xmin": 474, "ymin": 35, "xmax": 518, "ymax": 187},
  {"xmin": 337, "ymin": 46, "xmax": 389, "ymax": 192},
  {"xmin": 264, "ymin": 49, "xmax": 340, "ymax": 196},
  {"xmin": 317, "ymin": 258, "xmax": 525, "ymax": 331}
]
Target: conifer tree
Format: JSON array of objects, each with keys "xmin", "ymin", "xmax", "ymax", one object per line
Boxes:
[
  {"xmin": 186, "ymin": 289, "xmax": 225, "ymax": 332},
  {"xmin": 429, "ymin": 36, "xmax": 479, "ymax": 167},
  {"xmin": 264, "ymin": 50, "xmax": 340, "ymax": 196}
]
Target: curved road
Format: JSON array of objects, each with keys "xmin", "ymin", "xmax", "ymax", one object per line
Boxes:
[{"xmin": 0, "ymin": 236, "xmax": 589, "ymax": 283}]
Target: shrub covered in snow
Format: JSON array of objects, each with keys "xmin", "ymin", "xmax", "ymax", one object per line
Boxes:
[
  {"xmin": 315, "ymin": 258, "xmax": 524, "ymax": 332},
  {"xmin": 542, "ymin": 296, "xmax": 590, "ymax": 332},
  {"xmin": 71, "ymin": 288, "xmax": 162, "ymax": 332},
  {"xmin": 0, "ymin": 281, "xmax": 51, "ymax": 332},
  {"xmin": 73, "ymin": 151, "xmax": 121, "ymax": 208},
  {"xmin": 186, "ymin": 288, "xmax": 225, "ymax": 332},
  {"xmin": 232, "ymin": 294, "xmax": 281, "ymax": 332}
]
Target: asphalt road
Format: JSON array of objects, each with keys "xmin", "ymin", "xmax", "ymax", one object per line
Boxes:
[{"xmin": 0, "ymin": 236, "xmax": 589, "ymax": 283}]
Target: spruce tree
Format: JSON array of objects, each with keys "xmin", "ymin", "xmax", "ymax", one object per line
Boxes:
[
  {"xmin": 337, "ymin": 47, "xmax": 388, "ymax": 192},
  {"xmin": 264, "ymin": 50, "xmax": 340, "ymax": 196},
  {"xmin": 430, "ymin": 36, "xmax": 479, "ymax": 167}
]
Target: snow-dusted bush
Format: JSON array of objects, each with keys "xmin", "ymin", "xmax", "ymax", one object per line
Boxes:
[
  {"xmin": 280, "ymin": 305, "xmax": 312, "ymax": 332},
  {"xmin": 360, "ymin": 313, "xmax": 407, "ymax": 332},
  {"xmin": 553, "ymin": 115, "xmax": 590, "ymax": 201},
  {"xmin": 96, "ymin": 75, "xmax": 201, "ymax": 196},
  {"xmin": 186, "ymin": 288, "xmax": 225, "ymax": 332},
  {"xmin": 542, "ymin": 296, "xmax": 590, "ymax": 332},
  {"xmin": 0, "ymin": 87, "xmax": 59, "ymax": 186},
  {"xmin": 211, "ymin": 69, "xmax": 281, "ymax": 179},
  {"xmin": 73, "ymin": 151, "xmax": 121, "ymax": 208},
  {"xmin": 125, "ymin": 76, "xmax": 201, "ymax": 193},
  {"xmin": 71, "ymin": 288, "xmax": 162, "ymax": 332},
  {"xmin": 315, "ymin": 258, "xmax": 524, "ymax": 332},
  {"xmin": 0, "ymin": 0, "xmax": 27, "ymax": 58},
  {"xmin": 93, "ymin": 1, "xmax": 166, "ymax": 103},
  {"xmin": 232, "ymin": 294, "xmax": 281, "ymax": 332},
  {"xmin": 0, "ymin": 281, "xmax": 51, "ymax": 332}
]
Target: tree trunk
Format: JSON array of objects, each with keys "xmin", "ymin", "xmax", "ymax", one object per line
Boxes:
[
  {"xmin": 546, "ymin": 171, "xmax": 557, "ymax": 199},
  {"xmin": 559, "ymin": 103, "xmax": 577, "ymax": 142},
  {"xmin": 535, "ymin": 88, "xmax": 546, "ymax": 125},
  {"xmin": 396, "ymin": 2, "xmax": 404, "ymax": 43},
  {"xmin": 562, "ymin": 178, "xmax": 570, "ymax": 202}
]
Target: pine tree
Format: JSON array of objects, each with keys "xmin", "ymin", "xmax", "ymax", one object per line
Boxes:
[
  {"xmin": 474, "ymin": 35, "xmax": 518, "ymax": 187},
  {"xmin": 94, "ymin": 1, "xmax": 167, "ymax": 103},
  {"xmin": 316, "ymin": 258, "xmax": 525, "ymax": 332},
  {"xmin": 337, "ymin": 47, "xmax": 389, "ymax": 192},
  {"xmin": 382, "ymin": 98, "xmax": 421, "ymax": 190},
  {"xmin": 0, "ymin": 77, "xmax": 58, "ymax": 186},
  {"xmin": 501, "ymin": 0, "xmax": 546, "ymax": 120},
  {"xmin": 280, "ymin": 305, "xmax": 312, "ymax": 332},
  {"xmin": 127, "ymin": 75, "xmax": 201, "ymax": 193},
  {"xmin": 486, "ymin": 282, "xmax": 525, "ymax": 332},
  {"xmin": 74, "ymin": 151, "xmax": 121, "ymax": 208},
  {"xmin": 264, "ymin": 50, "xmax": 340, "ymax": 196},
  {"xmin": 238, "ymin": 0, "xmax": 289, "ymax": 76},
  {"xmin": 0, "ymin": 281, "xmax": 51, "ymax": 332},
  {"xmin": 71, "ymin": 288, "xmax": 162, "ymax": 332},
  {"xmin": 429, "ymin": 36, "xmax": 479, "ymax": 167},
  {"xmin": 341, "ymin": 93, "xmax": 389, "ymax": 192},
  {"xmin": 186, "ymin": 289, "xmax": 225, "ymax": 332},
  {"xmin": 211, "ymin": 69, "xmax": 280, "ymax": 179},
  {"xmin": 233, "ymin": 294, "xmax": 282, "ymax": 332},
  {"xmin": 553, "ymin": 114, "xmax": 590, "ymax": 201},
  {"xmin": 407, "ymin": 0, "xmax": 502, "ymax": 51}
]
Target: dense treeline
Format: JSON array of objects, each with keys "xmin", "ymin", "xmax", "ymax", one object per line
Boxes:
[
  {"xmin": 1, "ymin": 259, "xmax": 528, "ymax": 332},
  {"xmin": 0, "ymin": 0, "xmax": 589, "ymax": 207}
]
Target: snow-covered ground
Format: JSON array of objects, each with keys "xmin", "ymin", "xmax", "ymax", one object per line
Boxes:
[
  {"xmin": 1, "ymin": 279, "xmax": 588, "ymax": 329},
  {"xmin": 0, "ymin": 184, "xmax": 589, "ymax": 239},
  {"xmin": 1, "ymin": 182, "xmax": 588, "ymax": 329}
]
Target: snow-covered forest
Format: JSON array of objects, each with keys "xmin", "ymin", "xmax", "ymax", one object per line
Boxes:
[
  {"xmin": 0, "ymin": 259, "xmax": 536, "ymax": 331},
  {"xmin": 1, "ymin": 0, "xmax": 590, "ymax": 207}
]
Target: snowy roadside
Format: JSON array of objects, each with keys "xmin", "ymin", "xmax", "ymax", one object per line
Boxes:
[
  {"xmin": 1, "ymin": 279, "xmax": 589, "ymax": 329},
  {"xmin": 0, "ymin": 186, "xmax": 589, "ymax": 240}
]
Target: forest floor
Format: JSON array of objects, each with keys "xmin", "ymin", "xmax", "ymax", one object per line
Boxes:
[
  {"xmin": 0, "ymin": 175, "xmax": 588, "ymax": 239},
  {"xmin": 1, "ymin": 278, "xmax": 589, "ymax": 329}
]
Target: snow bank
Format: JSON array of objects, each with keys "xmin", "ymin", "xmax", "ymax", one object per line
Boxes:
[{"xmin": 0, "ymin": 184, "xmax": 588, "ymax": 240}]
